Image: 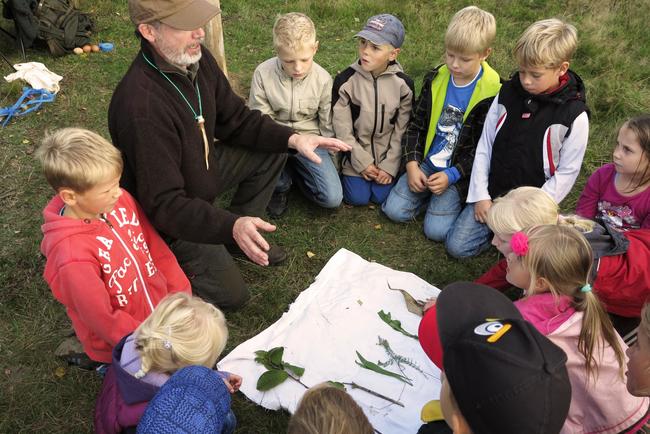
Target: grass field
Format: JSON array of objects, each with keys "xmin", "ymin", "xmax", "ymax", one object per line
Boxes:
[{"xmin": 0, "ymin": 0, "xmax": 648, "ymax": 432}]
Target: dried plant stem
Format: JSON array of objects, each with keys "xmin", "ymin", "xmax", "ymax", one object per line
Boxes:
[
  {"xmin": 286, "ymin": 371, "xmax": 309, "ymax": 389},
  {"xmin": 344, "ymin": 382, "xmax": 405, "ymax": 407}
]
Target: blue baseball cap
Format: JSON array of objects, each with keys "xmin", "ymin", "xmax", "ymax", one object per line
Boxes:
[{"xmin": 355, "ymin": 14, "xmax": 405, "ymax": 48}]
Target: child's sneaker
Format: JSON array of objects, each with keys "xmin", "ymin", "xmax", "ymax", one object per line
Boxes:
[{"xmin": 54, "ymin": 335, "xmax": 101, "ymax": 371}]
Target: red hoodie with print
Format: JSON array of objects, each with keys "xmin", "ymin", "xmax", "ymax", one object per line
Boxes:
[{"xmin": 41, "ymin": 189, "xmax": 190, "ymax": 363}]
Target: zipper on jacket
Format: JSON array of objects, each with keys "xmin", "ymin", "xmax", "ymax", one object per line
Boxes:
[
  {"xmin": 290, "ymin": 78, "xmax": 294, "ymax": 129},
  {"xmin": 100, "ymin": 214, "xmax": 113, "ymax": 229},
  {"xmin": 102, "ymin": 215, "xmax": 155, "ymax": 313},
  {"xmin": 370, "ymin": 77, "xmax": 378, "ymax": 163},
  {"xmin": 380, "ymin": 104, "xmax": 385, "ymax": 134}
]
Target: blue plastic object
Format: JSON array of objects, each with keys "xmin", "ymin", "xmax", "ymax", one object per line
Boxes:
[
  {"xmin": 0, "ymin": 87, "xmax": 56, "ymax": 127},
  {"xmin": 99, "ymin": 42, "xmax": 114, "ymax": 52}
]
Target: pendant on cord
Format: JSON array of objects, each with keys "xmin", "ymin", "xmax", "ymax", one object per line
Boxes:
[{"xmin": 196, "ymin": 115, "xmax": 210, "ymax": 170}]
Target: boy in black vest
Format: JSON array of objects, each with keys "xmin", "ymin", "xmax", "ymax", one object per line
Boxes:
[{"xmin": 447, "ymin": 18, "xmax": 589, "ymax": 258}]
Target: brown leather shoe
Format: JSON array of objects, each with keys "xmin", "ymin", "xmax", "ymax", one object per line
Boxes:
[
  {"xmin": 266, "ymin": 244, "xmax": 288, "ymax": 265},
  {"xmin": 226, "ymin": 243, "xmax": 288, "ymax": 266}
]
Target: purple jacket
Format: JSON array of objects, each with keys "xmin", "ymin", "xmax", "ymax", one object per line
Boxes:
[{"xmin": 94, "ymin": 335, "xmax": 159, "ymax": 434}]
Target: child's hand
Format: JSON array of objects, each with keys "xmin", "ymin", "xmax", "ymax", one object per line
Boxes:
[
  {"xmin": 474, "ymin": 199, "xmax": 493, "ymax": 223},
  {"xmin": 361, "ymin": 164, "xmax": 380, "ymax": 181},
  {"xmin": 427, "ymin": 172, "xmax": 449, "ymax": 195},
  {"xmin": 406, "ymin": 162, "xmax": 427, "ymax": 192},
  {"xmin": 375, "ymin": 169, "xmax": 393, "ymax": 185},
  {"xmin": 423, "ymin": 297, "xmax": 437, "ymax": 312},
  {"xmin": 222, "ymin": 373, "xmax": 242, "ymax": 393}
]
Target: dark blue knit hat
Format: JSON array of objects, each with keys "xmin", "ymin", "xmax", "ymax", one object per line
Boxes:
[{"xmin": 137, "ymin": 366, "xmax": 232, "ymax": 434}]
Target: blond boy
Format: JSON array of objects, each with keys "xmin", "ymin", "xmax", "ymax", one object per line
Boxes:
[
  {"xmin": 288, "ymin": 384, "xmax": 373, "ymax": 434},
  {"xmin": 37, "ymin": 128, "xmax": 190, "ymax": 364},
  {"xmin": 249, "ymin": 12, "xmax": 342, "ymax": 216},
  {"xmin": 332, "ymin": 13, "xmax": 414, "ymax": 205},
  {"xmin": 453, "ymin": 18, "xmax": 589, "ymax": 258},
  {"xmin": 382, "ymin": 6, "xmax": 501, "ymax": 246}
]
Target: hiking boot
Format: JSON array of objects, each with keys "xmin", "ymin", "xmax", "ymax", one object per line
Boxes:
[
  {"xmin": 266, "ymin": 190, "xmax": 289, "ymax": 218},
  {"xmin": 227, "ymin": 243, "xmax": 288, "ymax": 266}
]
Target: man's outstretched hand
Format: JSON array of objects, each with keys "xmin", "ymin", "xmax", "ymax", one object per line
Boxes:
[
  {"xmin": 288, "ymin": 134, "xmax": 351, "ymax": 164},
  {"xmin": 232, "ymin": 216, "xmax": 276, "ymax": 266}
]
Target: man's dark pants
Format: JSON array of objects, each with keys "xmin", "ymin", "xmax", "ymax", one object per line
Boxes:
[{"xmin": 169, "ymin": 144, "xmax": 286, "ymax": 310}]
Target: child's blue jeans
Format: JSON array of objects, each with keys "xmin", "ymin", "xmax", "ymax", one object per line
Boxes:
[
  {"xmin": 274, "ymin": 148, "xmax": 342, "ymax": 208},
  {"xmin": 382, "ymin": 166, "xmax": 462, "ymax": 241},
  {"xmin": 445, "ymin": 203, "xmax": 493, "ymax": 258},
  {"xmin": 342, "ymin": 174, "xmax": 394, "ymax": 205}
]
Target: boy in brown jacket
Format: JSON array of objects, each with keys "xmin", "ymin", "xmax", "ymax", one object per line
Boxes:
[{"xmin": 332, "ymin": 14, "xmax": 414, "ymax": 205}]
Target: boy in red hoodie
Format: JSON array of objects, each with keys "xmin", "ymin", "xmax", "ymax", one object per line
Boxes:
[{"xmin": 37, "ymin": 128, "xmax": 190, "ymax": 365}]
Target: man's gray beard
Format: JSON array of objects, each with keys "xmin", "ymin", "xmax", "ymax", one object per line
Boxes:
[
  {"xmin": 157, "ymin": 38, "xmax": 204, "ymax": 67},
  {"xmin": 155, "ymin": 33, "xmax": 204, "ymax": 68}
]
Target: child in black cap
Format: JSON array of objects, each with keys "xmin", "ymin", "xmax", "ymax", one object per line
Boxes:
[{"xmin": 418, "ymin": 282, "xmax": 571, "ymax": 434}]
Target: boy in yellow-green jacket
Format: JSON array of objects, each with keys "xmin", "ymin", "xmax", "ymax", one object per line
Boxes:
[{"xmin": 382, "ymin": 6, "xmax": 501, "ymax": 245}]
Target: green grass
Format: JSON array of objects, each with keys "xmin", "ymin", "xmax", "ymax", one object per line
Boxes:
[{"xmin": 0, "ymin": 0, "xmax": 648, "ymax": 432}]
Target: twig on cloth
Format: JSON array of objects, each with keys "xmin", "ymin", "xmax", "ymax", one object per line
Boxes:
[{"xmin": 344, "ymin": 382, "xmax": 405, "ymax": 407}]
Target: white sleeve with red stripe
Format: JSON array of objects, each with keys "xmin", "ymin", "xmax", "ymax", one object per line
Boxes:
[
  {"xmin": 466, "ymin": 95, "xmax": 504, "ymax": 203},
  {"xmin": 541, "ymin": 111, "xmax": 589, "ymax": 203}
]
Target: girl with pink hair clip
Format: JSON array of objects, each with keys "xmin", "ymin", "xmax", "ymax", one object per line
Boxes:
[{"xmin": 505, "ymin": 224, "xmax": 649, "ymax": 434}]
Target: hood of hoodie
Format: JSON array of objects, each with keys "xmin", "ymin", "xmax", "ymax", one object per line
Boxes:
[
  {"xmin": 41, "ymin": 195, "xmax": 108, "ymax": 258},
  {"xmin": 113, "ymin": 334, "xmax": 161, "ymax": 404},
  {"xmin": 511, "ymin": 69, "xmax": 587, "ymax": 106},
  {"xmin": 350, "ymin": 59, "xmax": 404, "ymax": 79}
]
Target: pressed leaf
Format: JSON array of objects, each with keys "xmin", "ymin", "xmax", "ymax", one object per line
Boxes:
[
  {"xmin": 355, "ymin": 351, "xmax": 413, "ymax": 385},
  {"xmin": 387, "ymin": 283, "xmax": 427, "ymax": 316},
  {"xmin": 268, "ymin": 347, "xmax": 285, "ymax": 369},
  {"xmin": 256, "ymin": 369, "xmax": 289, "ymax": 391},
  {"xmin": 398, "ymin": 290, "xmax": 425, "ymax": 316},
  {"xmin": 378, "ymin": 310, "xmax": 418, "ymax": 339},
  {"xmin": 283, "ymin": 362, "xmax": 305, "ymax": 377},
  {"xmin": 254, "ymin": 352, "xmax": 274, "ymax": 371},
  {"xmin": 258, "ymin": 360, "xmax": 275, "ymax": 370}
]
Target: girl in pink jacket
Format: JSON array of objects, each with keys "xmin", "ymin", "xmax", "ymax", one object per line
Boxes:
[{"xmin": 505, "ymin": 224, "xmax": 649, "ymax": 434}]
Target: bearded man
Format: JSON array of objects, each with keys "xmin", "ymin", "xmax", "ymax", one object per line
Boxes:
[{"xmin": 108, "ymin": 0, "xmax": 350, "ymax": 310}]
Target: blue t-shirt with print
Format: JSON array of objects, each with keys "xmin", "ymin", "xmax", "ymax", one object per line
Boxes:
[{"xmin": 422, "ymin": 67, "xmax": 483, "ymax": 185}]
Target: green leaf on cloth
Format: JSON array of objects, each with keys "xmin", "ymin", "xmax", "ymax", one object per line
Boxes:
[
  {"xmin": 378, "ymin": 310, "xmax": 418, "ymax": 339},
  {"xmin": 257, "ymin": 369, "xmax": 289, "ymax": 391},
  {"xmin": 355, "ymin": 351, "xmax": 413, "ymax": 385}
]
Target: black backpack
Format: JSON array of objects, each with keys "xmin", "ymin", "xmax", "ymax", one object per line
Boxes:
[{"xmin": 3, "ymin": 0, "xmax": 94, "ymax": 56}]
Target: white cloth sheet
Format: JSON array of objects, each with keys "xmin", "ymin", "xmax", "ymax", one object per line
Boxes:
[{"xmin": 219, "ymin": 249, "xmax": 442, "ymax": 434}]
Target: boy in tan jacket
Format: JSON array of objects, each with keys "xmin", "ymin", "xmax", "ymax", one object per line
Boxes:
[
  {"xmin": 332, "ymin": 14, "xmax": 414, "ymax": 205},
  {"xmin": 249, "ymin": 12, "xmax": 342, "ymax": 217}
]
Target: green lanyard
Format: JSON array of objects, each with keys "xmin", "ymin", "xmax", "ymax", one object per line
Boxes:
[{"xmin": 141, "ymin": 53, "xmax": 210, "ymax": 169}]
